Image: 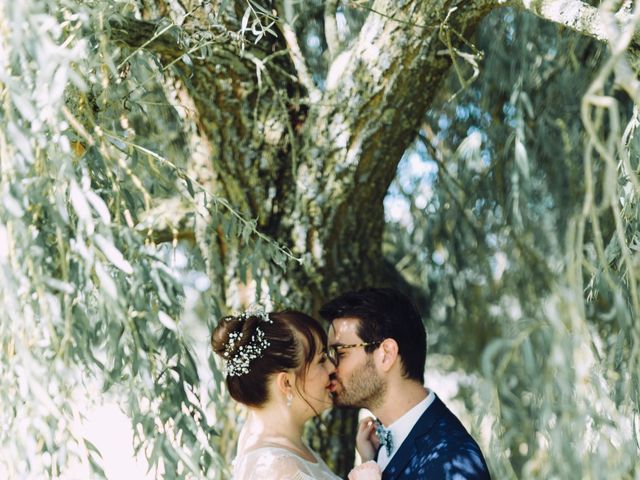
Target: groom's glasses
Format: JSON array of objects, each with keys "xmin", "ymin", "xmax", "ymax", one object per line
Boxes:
[{"xmin": 327, "ymin": 341, "xmax": 382, "ymax": 365}]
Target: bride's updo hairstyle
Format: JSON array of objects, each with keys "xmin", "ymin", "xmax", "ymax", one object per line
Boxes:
[{"xmin": 211, "ymin": 310, "xmax": 327, "ymax": 408}]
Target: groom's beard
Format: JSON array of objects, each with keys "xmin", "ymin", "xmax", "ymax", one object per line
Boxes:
[{"xmin": 332, "ymin": 356, "xmax": 386, "ymax": 410}]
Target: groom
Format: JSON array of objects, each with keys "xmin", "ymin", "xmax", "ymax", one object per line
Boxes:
[{"xmin": 321, "ymin": 287, "xmax": 490, "ymax": 479}]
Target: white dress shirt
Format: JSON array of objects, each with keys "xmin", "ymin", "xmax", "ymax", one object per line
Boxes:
[{"xmin": 377, "ymin": 389, "xmax": 436, "ymax": 471}]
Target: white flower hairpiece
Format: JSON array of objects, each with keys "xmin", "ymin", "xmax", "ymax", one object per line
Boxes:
[
  {"xmin": 223, "ymin": 308, "xmax": 273, "ymax": 377},
  {"xmin": 238, "ymin": 307, "xmax": 272, "ymax": 324}
]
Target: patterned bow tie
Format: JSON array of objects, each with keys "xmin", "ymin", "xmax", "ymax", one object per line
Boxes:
[{"xmin": 374, "ymin": 420, "xmax": 394, "ymax": 457}]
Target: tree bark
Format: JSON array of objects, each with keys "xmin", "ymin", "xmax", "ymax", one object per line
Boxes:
[{"xmin": 513, "ymin": 0, "xmax": 637, "ymax": 45}]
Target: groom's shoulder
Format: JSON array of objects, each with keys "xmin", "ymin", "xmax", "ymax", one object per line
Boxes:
[{"xmin": 413, "ymin": 396, "xmax": 490, "ymax": 478}]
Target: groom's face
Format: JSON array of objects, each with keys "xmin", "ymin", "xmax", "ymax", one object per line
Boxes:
[{"xmin": 327, "ymin": 317, "xmax": 386, "ymax": 409}]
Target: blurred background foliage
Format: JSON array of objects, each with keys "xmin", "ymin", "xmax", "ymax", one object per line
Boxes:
[
  {"xmin": 1, "ymin": 0, "xmax": 639, "ymax": 479},
  {"xmin": 385, "ymin": 7, "xmax": 640, "ymax": 478}
]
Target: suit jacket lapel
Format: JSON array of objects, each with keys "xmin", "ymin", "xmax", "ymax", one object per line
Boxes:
[{"xmin": 381, "ymin": 394, "xmax": 446, "ymax": 480}]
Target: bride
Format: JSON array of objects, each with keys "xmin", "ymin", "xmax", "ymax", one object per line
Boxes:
[{"xmin": 211, "ymin": 310, "xmax": 381, "ymax": 480}]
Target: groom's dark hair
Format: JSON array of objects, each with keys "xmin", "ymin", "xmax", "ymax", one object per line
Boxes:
[{"xmin": 320, "ymin": 287, "xmax": 427, "ymax": 382}]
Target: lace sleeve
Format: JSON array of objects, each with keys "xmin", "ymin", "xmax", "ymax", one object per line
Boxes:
[
  {"xmin": 269, "ymin": 455, "xmax": 317, "ymax": 480},
  {"xmin": 233, "ymin": 449, "xmax": 318, "ymax": 480}
]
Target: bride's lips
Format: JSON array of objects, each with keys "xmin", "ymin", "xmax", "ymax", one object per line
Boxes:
[{"xmin": 327, "ymin": 380, "xmax": 337, "ymax": 392}]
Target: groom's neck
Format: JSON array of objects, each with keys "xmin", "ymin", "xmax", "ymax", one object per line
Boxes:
[{"xmin": 371, "ymin": 381, "xmax": 428, "ymax": 427}]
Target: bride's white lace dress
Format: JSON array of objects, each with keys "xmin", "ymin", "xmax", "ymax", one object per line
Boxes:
[{"xmin": 232, "ymin": 446, "xmax": 341, "ymax": 480}]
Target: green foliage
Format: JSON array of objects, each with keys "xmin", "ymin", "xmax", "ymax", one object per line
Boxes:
[
  {"xmin": 384, "ymin": 8, "xmax": 640, "ymax": 478},
  {"xmin": 0, "ymin": 1, "xmax": 298, "ymax": 478}
]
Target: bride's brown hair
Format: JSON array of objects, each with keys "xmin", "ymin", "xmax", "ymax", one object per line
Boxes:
[{"xmin": 211, "ymin": 310, "xmax": 328, "ymax": 407}]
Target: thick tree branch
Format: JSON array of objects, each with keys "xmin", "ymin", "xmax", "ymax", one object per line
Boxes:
[
  {"xmin": 514, "ymin": 0, "xmax": 639, "ymax": 49},
  {"xmin": 297, "ymin": 0, "xmax": 500, "ymax": 294},
  {"xmin": 109, "ymin": 7, "xmax": 307, "ymax": 234},
  {"xmin": 277, "ymin": 19, "xmax": 321, "ymax": 99},
  {"xmin": 514, "ymin": 0, "xmax": 640, "ymax": 98},
  {"xmin": 108, "ymin": 15, "xmax": 186, "ymax": 60},
  {"xmin": 107, "ymin": 14, "xmax": 248, "ymax": 72},
  {"xmin": 324, "ymin": 0, "xmax": 341, "ymax": 60}
]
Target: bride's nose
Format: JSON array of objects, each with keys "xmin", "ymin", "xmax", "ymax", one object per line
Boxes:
[{"xmin": 325, "ymin": 359, "xmax": 336, "ymax": 374}]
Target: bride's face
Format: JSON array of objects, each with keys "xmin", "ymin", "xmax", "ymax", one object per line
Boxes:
[{"xmin": 297, "ymin": 342, "xmax": 336, "ymax": 417}]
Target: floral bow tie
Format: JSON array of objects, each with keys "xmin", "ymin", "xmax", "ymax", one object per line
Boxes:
[{"xmin": 374, "ymin": 420, "xmax": 394, "ymax": 457}]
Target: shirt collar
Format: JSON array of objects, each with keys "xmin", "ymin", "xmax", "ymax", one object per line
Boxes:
[{"xmin": 383, "ymin": 389, "xmax": 436, "ymax": 460}]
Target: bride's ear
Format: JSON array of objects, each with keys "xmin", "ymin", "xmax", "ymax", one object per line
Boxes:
[{"xmin": 275, "ymin": 371, "xmax": 294, "ymax": 395}]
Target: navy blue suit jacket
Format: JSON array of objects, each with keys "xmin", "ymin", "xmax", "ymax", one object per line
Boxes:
[{"xmin": 380, "ymin": 394, "xmax": 490, "ymax": 480}]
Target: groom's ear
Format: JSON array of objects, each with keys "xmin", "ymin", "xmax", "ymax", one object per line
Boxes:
[{"xmin": 378, "ymin": 338, "xmax": 399, "ymax": 372}]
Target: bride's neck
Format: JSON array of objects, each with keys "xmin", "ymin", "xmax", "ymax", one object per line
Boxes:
[{"xmin": 239, "ymin": 406, "xmax": 306, "ymax": 451}]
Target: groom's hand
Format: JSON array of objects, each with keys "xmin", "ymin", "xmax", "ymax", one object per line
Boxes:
[{"xmin": 356, "ymin": 417, "xmax": 380, "ymax": 462}]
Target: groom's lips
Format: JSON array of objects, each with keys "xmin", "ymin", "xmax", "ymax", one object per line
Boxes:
[{"xmin": 327, "ymin": 380, "xmax": 338, "ymax": 392}]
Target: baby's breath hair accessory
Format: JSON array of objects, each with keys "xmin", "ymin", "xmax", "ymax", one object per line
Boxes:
[
  {"xmin": 238, "ymin": 307, "xmax": 272, "ymax": 324},
  {"xmin": 223, "ymin": 308, "xmax": 273, "ymax": 377}
]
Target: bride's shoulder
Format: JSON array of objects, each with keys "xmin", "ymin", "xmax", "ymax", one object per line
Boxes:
[{"xmin": 233, "ymin": 446, "xmax": 310, "ymax": 478}]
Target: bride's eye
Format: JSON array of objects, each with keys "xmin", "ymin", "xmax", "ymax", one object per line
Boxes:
[{"xmin": 319, "ymin": 352, "xmax": 328, "ymax": 363}]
